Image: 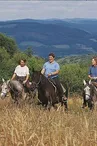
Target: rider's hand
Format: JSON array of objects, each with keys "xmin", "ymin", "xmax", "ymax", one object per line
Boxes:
[
  {"xmin": 23, "ymin": 80, "xmax": 27, "ymax": 84},
  {"xmin": 91, "ymin": 77, "xmax": 97, "ymax": 80},
  {"xmin": 48, "ymin": 73, "xmax": 52, "ymax": 77}
]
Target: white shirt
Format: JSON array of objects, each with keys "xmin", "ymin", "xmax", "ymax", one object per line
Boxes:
[{"xmin": 14, "ymin": 65, "xmax": 29, "ymax": 77}]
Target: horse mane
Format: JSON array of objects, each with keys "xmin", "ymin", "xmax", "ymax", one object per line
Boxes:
[{"xmin": 40, "ymin": 73, "xmax": 50, "ymax": 85}]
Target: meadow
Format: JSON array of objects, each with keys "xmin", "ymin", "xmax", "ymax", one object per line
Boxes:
[{"xmin": 0, "ymin": 96, "xmax": 97, "ymax": 146}]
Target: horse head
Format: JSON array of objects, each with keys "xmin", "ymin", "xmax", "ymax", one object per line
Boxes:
[
  {"xmin": 31, "ymin": 70, "xmax": 41, "ymax": 90},
  {"xmin": 0, "ymin": 78, "xmax": 10, "ymax": 99},
  {"xmin": 83, "ymin": 80, "xmax": 92, "ymax": 100}
]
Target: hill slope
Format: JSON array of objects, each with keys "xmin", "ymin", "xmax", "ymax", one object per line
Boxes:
[{"xmin": 0, "ymin": 19, "xmax": 97, "ymax": 57}]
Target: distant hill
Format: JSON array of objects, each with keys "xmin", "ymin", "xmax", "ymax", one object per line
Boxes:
[
  {"xmin": 0, "ymin": 18, "xmax": 97, "ymax": 57},
  {"xmin": 57, "ymin": 54, "xmax": 95, "ymax": 65}
]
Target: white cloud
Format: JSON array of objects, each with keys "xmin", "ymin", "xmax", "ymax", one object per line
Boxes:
[{"xmin": 0, "ymin": 1, "xmax": 97, "ymax": 21}]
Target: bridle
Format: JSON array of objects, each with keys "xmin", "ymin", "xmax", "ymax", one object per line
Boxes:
[
  {"xmin": 1, "ymin": 82, "xmax": 9, "ymax": 97},
  {"xmin": 32, "ymin": 74, "xmax": 57, "ymax": 93},
  {"xmin": 84, "ymin": 84, "xmax": 91, "ymax": 100},
  {"xmin": 8, "ymin": 81, "xmax": 24, "ymax": 97},
  {"xmin": 4, "ymin": 81, "xmax": 22, "ymax": 95},
  {"xmin": 32, "ymin": 74, "xmax": 42, "ymax": 88}
]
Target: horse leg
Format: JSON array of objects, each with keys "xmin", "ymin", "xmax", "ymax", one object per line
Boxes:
[
  {"xmin": 47, "ymin": 95, "xmax": 52, "ymax": 111},
  {"xmin": 10, "ymin": 93, "xmax": 18, "ymax": 105},
  {"xmin": 52, "ymin": 103, "xmax": 58, "ymax": 110},
  {"xmin": 63, "ymin": 100, "xmax": 68, "ymax": 111},
  {"xmin": 47, "ymin": 101, "xmax": 51, "ymax": 111},
  {"xmin": 61, "ymin": 95, "xmax": 68, "ymax": 111},
  {"xmin": 88, "ymin": 99, "xmax": 94, "ymax": 110},
  {"xmin": 27, "ymin": 90, "xmax": 37, "ymax": 104},
  {"xmin": 14, "ymin": 92, "xmax": 22, "ymax": 106},
  {"xmin": 82, "ymin": 95, "xmax": 87, "ymax": 108}
]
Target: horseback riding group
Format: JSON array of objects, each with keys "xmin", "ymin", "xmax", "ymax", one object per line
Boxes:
[{"xmin": 1, "ymin": 53, "xmax": 97, "ymax": 111}]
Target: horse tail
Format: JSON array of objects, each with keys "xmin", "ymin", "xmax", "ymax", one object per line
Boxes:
[
  {"xmin": 64, "ymin": 83, "xmax": 68, "ymax": 98},
  {"xmin": 61, "ymin": 82, "xmax": 68, "ymax": 98}
]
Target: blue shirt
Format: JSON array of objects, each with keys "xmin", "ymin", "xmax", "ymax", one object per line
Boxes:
[
  {"xmin": 43, "ymin": 61, "xmax": 60, "ymax": 78},
  {"xmin": 88, "ymin": 65, "xmax": 97, "ymax": 77}
]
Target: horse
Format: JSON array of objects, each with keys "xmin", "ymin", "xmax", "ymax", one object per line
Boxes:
[
  {"xmin": 82, "ymin": 80, "xmax": 97, "ymax": 110},
  {"xmin": 0, "ymin": 84, "xmax": 2, "ymax": 92},
  {"xmin": 31, "ymin": 70, "xmax": 68, "ymax": 111},
  {"xmin": 0, "ymin": 79, "xmax": 35, "ymax": 104}
]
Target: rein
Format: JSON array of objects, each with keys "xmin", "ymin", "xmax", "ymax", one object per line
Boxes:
[
  {"xmin": 32, "ymin": 74, "xmax": 57, "ymax": 93},
  {"xmin": 48, "ymin": 78, "xmax": 57, "ymax": 93},
  {"xmin": 32, "ymin": 75, "xmax": 42, "ymax": 88},
  {"xmin": 8, "ymin": 82, "xmax": 16, "ymax": 93},
  {"xmin": 8, "ymin": 81, "xmax": 23, "ymax": 96}
]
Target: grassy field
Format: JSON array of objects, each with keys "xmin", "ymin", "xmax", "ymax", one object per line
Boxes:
[{"xmin": 0, "ymin": 96, "xmax": 97, "ymax": 146}]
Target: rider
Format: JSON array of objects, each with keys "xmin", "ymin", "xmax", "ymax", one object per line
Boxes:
[
  {"xmin": 41, "ymin": 53, "xmax": 67, "ymax": 102},
  {"xmin": 82, "ymin": 56, "xmax": 97, "ymax": 108},
  {"xmin": 88, "ymin": 56, "xmax": 97, "ymax": 84},
  {"xmin": 11, "ymin": 59, "xmax": 30, "ymax": 88}
]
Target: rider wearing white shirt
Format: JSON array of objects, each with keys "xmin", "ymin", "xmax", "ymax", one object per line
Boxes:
[
  {"xmin": 11, "ymin": 59, "xmax": 29, "ymax": 85},
  {"xmin": 14, "ymin": 65, "xmax": 29, "ymax": 77}
]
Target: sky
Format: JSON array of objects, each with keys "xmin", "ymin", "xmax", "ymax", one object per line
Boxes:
[{"xmin": 0, "ymin": 1, "xmax": 97, "ymax": 21}]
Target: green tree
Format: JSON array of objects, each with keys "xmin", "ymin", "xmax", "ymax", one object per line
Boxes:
[
  {"xmin": 0, "ymin": 33, "xmax": 18, "ymax": 56},
  {"xmin": 25, "ymin": 47, "xmax": 33, "ymax": 57},
  {"xmin": 0, "ymin": 47, "xmax": 13, "ymax": 80},
  {"xmin": 60, "ymin": 63, "xmax": 89, "ymax": 95}
]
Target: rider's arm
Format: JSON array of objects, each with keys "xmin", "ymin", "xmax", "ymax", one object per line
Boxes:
[
  {"xmin": 51, "ymin": 70, "xmax": 59, "ymax": 76},
  {"xmin": 11, "ymin": 73, "xmax": 16, "ymax": 80},
  {"xmin": 88, "ymin": 75, "xmax": 92, "ymax": 79},
  {"xmin": 88, "ymin": 75, "xmax": 92, "ymax": 78},
  {"xmin": 23, "ymin": 67, "xmax": 30, "ymax": 84},
  {"xmin": 41, "ymin": 63, "xmax": 46, "ymax": 74},
  {"xmin": 25, "ymin": 74, "xmax": 29, "ymax": 82},
  {"xmin": 41, "ymin": 68, "xmax": 45, "ymax": 74},
  {"xmin": 49, "ymin": 63, "xmax": 60, "ymax": 76},
  {"xmin": 88, "ymin": 66, "xmax": 93, "ymax": 79}
]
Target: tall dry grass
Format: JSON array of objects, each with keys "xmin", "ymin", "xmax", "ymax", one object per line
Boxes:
[{"xmin": 0, "ymin": 96, "xmax": 97, "ymax": 146}]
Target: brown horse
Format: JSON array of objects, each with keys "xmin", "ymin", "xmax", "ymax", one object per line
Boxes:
[{"xmin": 31, "ymin": 71, "xmax": 68, "ymax": 111}]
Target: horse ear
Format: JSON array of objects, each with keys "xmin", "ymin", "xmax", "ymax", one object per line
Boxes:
[
  {"xmin": 7, "ymin": 80, "xmax": 10, "ymax": 85},
  {"xmin": 89, "ymin": 80, "xmax": 91, "ymax": 85},
  {"xmin": 2, "ymin": 78, "xmax": 5, "ymax": 83},
  {"xmin": 32, "ymin": 68, "xmax": 35, "ymax": 72},
  {"xmin": 83, "ymin": 80, "xmax": 87, "ymax": 85}
]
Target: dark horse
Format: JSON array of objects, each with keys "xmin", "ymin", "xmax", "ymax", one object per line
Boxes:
[
  {"xmin": 31, "ymin": 71, "xmax": 68, "ymax": 110},
  {"xmin": 82, "ymin": 80, "xmax": 97, "ymax": 110}
]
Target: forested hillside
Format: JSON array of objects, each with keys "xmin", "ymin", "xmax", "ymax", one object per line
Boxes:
[
  {"xmin": 0, "ymin": 33, "xmax": 44, "ymax": 80},
  {"xmin": 0, "ymin": 33, "xmax": 93, "ymax": 94},
  {"xmin": 0, "ymin": 19, "xmax": 97, "ymax": 57}
]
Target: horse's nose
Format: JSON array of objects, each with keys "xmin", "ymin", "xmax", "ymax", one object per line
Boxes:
[
  {"xmin": 0, "ymin": 93, "xmax": 6, "ymax": 98},
  {"xmin": 30, "ymin": 82, "xmax": 36, "ymax": 91}
]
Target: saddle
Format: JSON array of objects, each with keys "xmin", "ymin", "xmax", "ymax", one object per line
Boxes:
[
  {"xmin": 48, "ymin": 78, "xmax": 56, "ymax": 86},
  {"xmin": 15, "ymin": 76, "xmax": 32, "ymax": 92}
]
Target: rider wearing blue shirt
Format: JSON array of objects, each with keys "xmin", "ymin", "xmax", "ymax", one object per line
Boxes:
[
  {"xmin": 88, "ymin": 57, "xmax": 97, "ymax": 82},
  {"xmin": 43, "ymin": 61, "xmax": 60, "ymax": 78},
  {"xmin": 82, "ymin": 56, "xmax": 97, "ymax": 108},
  {"xmin": 41, "ymin": 53, "xmax": 67, "ymax": 102}
]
